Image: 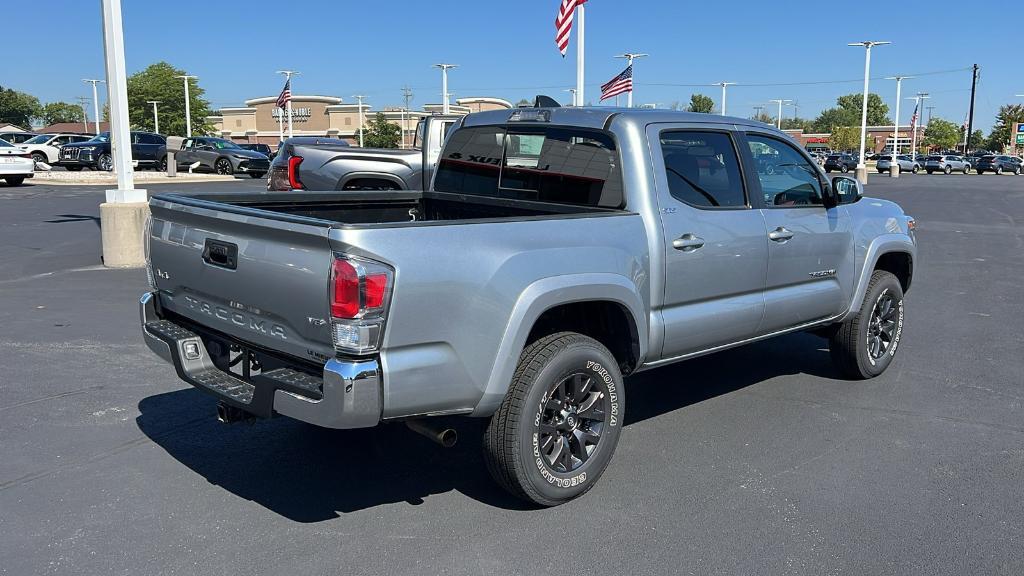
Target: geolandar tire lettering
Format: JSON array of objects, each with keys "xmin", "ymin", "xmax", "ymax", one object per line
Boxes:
[
  {"xmin": 829, "ymin": 270, "xmax": 905, "ymax": 379},
  {"xmin": 484, "ymin": 332, "xmax": 625, "ymax": 507}
]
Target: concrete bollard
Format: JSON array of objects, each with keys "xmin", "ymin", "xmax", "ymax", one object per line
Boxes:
[
  {"xmin": 166, "ymin": 151, "xmax": 176, "ymax": 177},
  {"xmin": 100, "ymin": 202, "xmax": 150, "ymax": 268},
  {"xmin": 889, "ymin": 164, "xmax": 900, "ymax": 178}
]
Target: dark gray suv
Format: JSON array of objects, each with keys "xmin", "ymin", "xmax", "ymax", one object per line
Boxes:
[{"xmin": 176, "ymin": 137, "xmax": 270, "ymax": 178}]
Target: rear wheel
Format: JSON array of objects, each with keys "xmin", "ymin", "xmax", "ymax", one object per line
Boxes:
[
  {"xmin": 996, "ymin": 166, "xmax": 1003, "ymax": 175},
  {"xmin": 484, "ymin": 332, "xmax": 624, "ymax": 507},
  {"xmin": 976, "ymin": 169, "xmax": 984, "ymax": 175},
  {"xmin": 4, "ymin": 176, "xmax": 26, "ymax": 186},
  {"xmin": 215, "ymin": 158, "xmax": 234, "ymax": 175},
  {"xmin": 944, "ymin": 165, "xmax": 952, "ymax": 175},
  {"xmin": 156, "ymin": 157, "xmax": 167, "ymax": 172},
  {"xmin": 912, "ymin": 165, "xmax": 920, "ymax": 174},
  {"xmin": 829, "ymin": 270, "xmax": 905, "ymax": 379},
  {"xmin": 1015, "ymin": 166, "xmax": 1021, "ymax": 176},
  {"xmin": 962, "ymin": 165, "xmax": 970, "ymax": 174},
  {"xmin": 31, "ymin": 152, "xmax": 47, "ymax": 165},
  {"xmin": 840, "ymin": 164, "xmax": 850, "ymax": 173}
]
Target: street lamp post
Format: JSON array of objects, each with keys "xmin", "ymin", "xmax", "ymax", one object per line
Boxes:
[
  {"xmin": 174, "ymin": 74, "xmax": 197, "ymax": 137},
  {"xmin": 275, "ymin": 70, "xmax": 299, "ymax": 139},
  {"xmin": 848, "ymin": 40, "xmax": 891, "ymax": 184},
  {"xmin": 613, "ymin": 53, "xmax": 648, "ymax": 108},
  {"xmin": 146, "ymin": 100, "xmax": 161, "ymax": 134},
  {"xmin": 353, "ymin": 95, "xmax": 367, "ymax": 147},
  {"xmin": 885, "ymin": 75, "xmax": 913, "ymax": 177},
  {"xmin": 433, "ymin": 64, "xmax": 458, "ymax": 115},
  {"xmin": 82, "ymin": 79, "xmax": 105, "ymax": 134},
  {"xmin": 768, "ymin": 99, "xmax": 792, "ymax": 130},
  {"xmin": 713, "ymin": 82, "xmax": 735, "ymax": 116},
  {"xmin": 564, "ymin": 88, "xmax": 577, "ymax": 107}
]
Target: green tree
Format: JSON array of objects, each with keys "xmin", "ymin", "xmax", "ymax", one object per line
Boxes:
[
  {"xmin": 687, "ymin": 93, "xmax": 715, "ymax": 113},
  {"xmin": 358, "ymin": 112, "xmax": 401, "ymax": 148},
  {"xmin": 0, "ymin": 86, "xmax": 42, "ymax": 128},
  {"xmin": 40, "ymin": 101, "xmax": 85, "ymax": 125},
  {"xmin": 751, "ymin": 112, "xmax": 775, "ymax": 125},
  {"xmin": 125, "ymin": 62, "xmax": 212, "ymax": 135},
  {"xmin": 780, "ymin": 117, "xmax": 814, "ymax": 131},
  {"xmin": 829, "ymin": 126, "xmax": 860, "ymax": 152},
  {"xmin": 812, "ymin": 93, "xmax": 890, "ymax": 133},
  {"xmin": 923, "ymin": 118, "xmax": 960, "ymax": 150},
  {"xmin": 982, "ymin": 104, "xmax": 1024, "ymax": 152},
  {"xmin": 515, "ymin": 98, "xmax": 530, "ymax": 107}
]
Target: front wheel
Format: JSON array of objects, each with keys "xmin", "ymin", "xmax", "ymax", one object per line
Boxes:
[
  {"xmin": 31, "ymin": 152, "xmax": 47, "ymax": 165},
  {"xmin": 484, "ymin": 332, "xmax": 624, "ymax": 507},
  {"xmin": 97, "ymin": 154, "xmax": 113, "ymax": 172},
  {"xmin": 976, "ymin": 169, "xmax": 984, "ymax": 175},
  {"xmin": 215, "ymin": 158, "xmax": 234, "ymax": 175},
  {"xmin": 829, "ymin": 270, "xmax": 905, "ymax": 379},
  {"xmin": 840, "ymin": 164, "xmax": 850, "ymax": 173},
  {"xmin": 912, "ymin": 165, "xmax": 920, "ymax": 174},
  {"xmin": 996, "ymin": 166, "xmax": 1003, "ymax": 175},
  {"xmin": 1015, "ymin": 166, "xmax": 1021, "ymax": 176},
  {"xmin": 944, "ymin": 165, "xmax": 952, "ymax": 175}
]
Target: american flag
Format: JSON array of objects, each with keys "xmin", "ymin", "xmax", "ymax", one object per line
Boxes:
[
  {"xmin": 600, "ymin": 65, "xmax": 632, "ymax": 101},
  {"xmin": 555, "ymin": 0, "xmax": 586, "ymax": 57},
  {"xmin": 276, "ymin": 79, "xmax": 292, "ymax": 109},
  {"xmin": 909, "ymin": 102, "xmax": 919, "ymax": 130}
]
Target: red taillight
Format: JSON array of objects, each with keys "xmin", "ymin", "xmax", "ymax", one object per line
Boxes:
[
  {"xmin": 288, "ymin": 155, "xmax": 304, "ymax": 190},
  {"xmin": 331, "ymin": 259, "xmax": 360, "ymax": 318},
  {"xmin": 365, "ymin": 273, "xmax": 387, "ymax": 308}
]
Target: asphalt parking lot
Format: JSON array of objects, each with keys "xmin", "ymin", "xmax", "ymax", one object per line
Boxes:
[{"xmin": 1, "ymin": 174, "xmax": 1022, "ymax": 575}]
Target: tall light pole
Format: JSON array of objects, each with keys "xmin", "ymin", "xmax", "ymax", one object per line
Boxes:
[
  {"xmin": 75, "ymin": 96, "xmax": 91, "ymax": 132},
  {"xmin": 401, "ymin": 86, "xmax": 414, "ymax": 148},
  {"xmin": 276, "ymin": 70, "xmax": 299, "ymax": 139},
  {"xmin": 885, "ymin": 75, "xmax": 912, "ymax": 176},
  {"xmin": 146, "ymin": 100, "xmax": 161, "ymax": 134},
  {"xmin": 564, "ymin": 88, "xmax": 577, "ymax": 107},
  {"xmin": 174, "ymin": 74, "xmax": 197, "ymax": 137},
  {"xmin": 613, "ymin": 53, "xmax": 648, "ymax": 108},
  {"xmin": 353, "ymin": 95, "xmax": 367, "ymax": 147},
  {"xmin": 849, "ymin": 40, "xmax": 890, "ymax": 183},
  {"xmin": 713, "ymin": 82, "xmax": 735, "ymax": 116},
  {"xmin": 768, "ymin": 99, "xmax": 792, "ymax": 129},
  {"xmin": 907, "ymin": 92, "xmax": 929, "ymax": 160},
  {"xmin": 82, "ymin": 79, "xmax": 105, "ymax": 134},
  {"xmin": 433, "ymin": 64, "xmax": 457, "ymax": 114}
]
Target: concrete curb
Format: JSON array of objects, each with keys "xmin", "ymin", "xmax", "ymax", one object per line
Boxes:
[{"xmin": 31, "ymin": 172, "xmax": 244, "ymax": 186}]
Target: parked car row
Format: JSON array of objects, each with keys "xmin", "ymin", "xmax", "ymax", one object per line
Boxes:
[{"xmin": 58, "ymin": 131, "xmax": 167, "ymax": 171}]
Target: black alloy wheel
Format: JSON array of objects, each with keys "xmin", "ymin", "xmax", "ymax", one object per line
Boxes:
[
  {"xmin": 841, "ymin": 164, "xmax": 850, "ymax": 173},
  {"xmin": 31, "ymin": 152, "xmax": 47, "ymax": 165},
  {"xmin": 866, "ymin": 291, "xmax": 899, "ymax": 361},
  {"xmin": 537, "ymin": 372, "xmax": 608, "ymax": 474},
  {"xmin": 215, "ymin": 158, "xmax": 233, "ymax": 175},
  {"xmin": 97, "ymin": 154, "xmax": 113, "ymax": 172}
]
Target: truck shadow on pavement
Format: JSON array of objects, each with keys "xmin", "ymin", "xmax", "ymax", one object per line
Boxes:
[{"xmin": 136, "ymin": 332, "xmax": 836, "ymax": 521}]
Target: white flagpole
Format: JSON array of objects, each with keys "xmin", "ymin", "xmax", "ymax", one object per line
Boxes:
[
  {"xmin": 576, "ymin": 3, "xmax": 585, "ymax": 106},
  {"xmin": 278, "ymin": 107, "xmax": 283, "ymax": 143},
  {"xmin": 287, "ymin": 99, "xmax": 293, "ymax": 139}
]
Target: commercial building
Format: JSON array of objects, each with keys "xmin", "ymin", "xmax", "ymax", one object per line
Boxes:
[
  {"xmin": 207, "ymin": 95, "xmax": 512, "ymax": 148},
  {"xmin": 784, "ymin": 125, "xmax": 927, "ymax": 154}
]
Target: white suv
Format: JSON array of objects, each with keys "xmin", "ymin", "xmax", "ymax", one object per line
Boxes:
[{"xmin": 18, "ymin": 133, "xmax": 93, "ymax": 166}]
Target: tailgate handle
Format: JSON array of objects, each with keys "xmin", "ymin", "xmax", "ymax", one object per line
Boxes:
[{"xmin": 202, "ymin": 239, "xmax": 238, "ymax": 270}]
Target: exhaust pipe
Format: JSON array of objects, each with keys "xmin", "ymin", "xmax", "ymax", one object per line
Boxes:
[
  {"xmin": 406, "ymin": 419, "xmax": 457, "ymax": 448},
  {"xmin": 216, "ymin": 401, "xmax": 254, "ymax": 424}
]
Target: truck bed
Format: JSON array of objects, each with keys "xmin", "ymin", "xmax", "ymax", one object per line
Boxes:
[{"xmin": 152, "ymin": 190, "xmax": 624, "ymax": 228}]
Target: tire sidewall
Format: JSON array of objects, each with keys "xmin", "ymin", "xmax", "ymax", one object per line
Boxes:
[
  {"xmin": 517, "ymin": 341, "xmax": 624, "ymax": 504},
  {"xmin": 856, "ymin": 276, "xmax": 905, "ymax": 377}
]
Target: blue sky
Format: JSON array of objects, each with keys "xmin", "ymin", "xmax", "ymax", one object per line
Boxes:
[{"xmin": 5, "ymin": 0, "xmax": 1020, "ymax": 132}]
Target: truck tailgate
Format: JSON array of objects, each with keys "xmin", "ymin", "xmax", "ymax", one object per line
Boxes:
[{"xmin": 148, "ymin": 195, "xmax": 336, "ymax": 365}]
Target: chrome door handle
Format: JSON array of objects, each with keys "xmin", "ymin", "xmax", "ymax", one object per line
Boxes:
[
  {"xmin": 768, "ymin": 227, "xmax": 794, "ymax": 242},
  {"xmin": 673, "ymin": 234, "xmax": 705, "ymax": 251}
]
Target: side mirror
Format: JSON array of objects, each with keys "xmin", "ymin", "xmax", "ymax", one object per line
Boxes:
[{"xmin": 829, "ymin": 175, "xmax": 862, "ymax": 205}]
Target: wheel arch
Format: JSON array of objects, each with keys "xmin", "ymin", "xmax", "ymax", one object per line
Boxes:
[
  {"xmin": 839, "ymin": 235, "xmax": 916, "ymax": 322},
  {"xmin": 471, "ymin": 274, "xmax": 647, "ymax": 417}
]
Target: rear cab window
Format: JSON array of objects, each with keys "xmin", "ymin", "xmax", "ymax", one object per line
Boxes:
[{"xmin": 434, "ymin": 124, "xmax": 623, "ymax": 208}]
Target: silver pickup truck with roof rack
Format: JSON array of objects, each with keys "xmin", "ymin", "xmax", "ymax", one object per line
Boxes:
[{"xmin": 141, "ymin": 106, "xmax": 916, "ymax": 506}]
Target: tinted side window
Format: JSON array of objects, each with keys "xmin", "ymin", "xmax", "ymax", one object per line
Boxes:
[
  {"xmin": 747, "ymin": 135, "xmax": 823, "ymax": 207},
  {"xmin": 660, "ymin": 131, "xmax": 745, "ymax": 208},
  {"xmin": 139, "ymin": 134, "xmax": 161, "ymax": 144},
  {"xmin": 433, "ymin": 126, "xmax": 504, "ymax": 195}
]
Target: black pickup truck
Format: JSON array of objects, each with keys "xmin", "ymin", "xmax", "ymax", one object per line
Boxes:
[{"xmin": 58, "ymin": 131, "xmax": 167, "ymax": 171}]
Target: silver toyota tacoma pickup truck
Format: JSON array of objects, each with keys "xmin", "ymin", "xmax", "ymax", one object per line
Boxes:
[{"xmin": 141, "ymin": 107, "xmax": 916, "ymax": 506}]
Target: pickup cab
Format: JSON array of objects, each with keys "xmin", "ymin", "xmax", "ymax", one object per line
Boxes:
[
  {"xmin": 141, "ymin": 107, "xmax": 916, "ymax": 506},
  {"xmin": 267, "ymin": 114, "xmax": 459, "ymax": 191}
]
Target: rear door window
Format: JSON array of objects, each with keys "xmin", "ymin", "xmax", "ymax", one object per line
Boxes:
[{"xmin": 660, "ymin": 130, "xmax": 746, "ymax": 208}]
